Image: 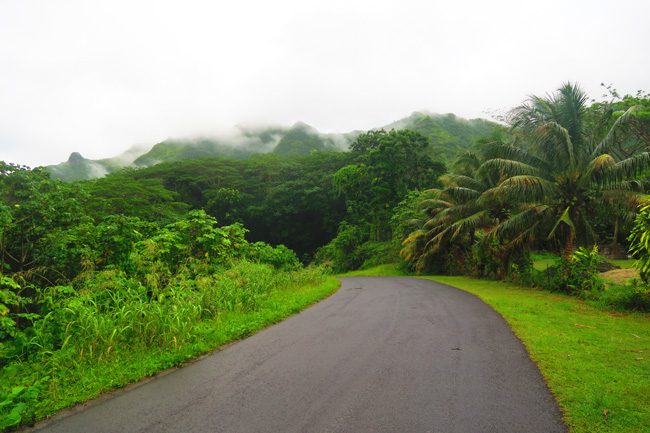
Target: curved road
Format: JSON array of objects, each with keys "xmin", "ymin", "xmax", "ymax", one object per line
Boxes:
[{"xmin": 31, "ymin": 277, "xmax": 566, "ymax": 433}]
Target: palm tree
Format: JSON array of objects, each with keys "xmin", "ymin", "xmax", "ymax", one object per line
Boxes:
[
  {"xmin": 402, "ymin": 151, "xmax": 510, "ymax": 271},
  {"xmin": 482, "ymin": 82, "xmax": 649, "ymax": 259}
]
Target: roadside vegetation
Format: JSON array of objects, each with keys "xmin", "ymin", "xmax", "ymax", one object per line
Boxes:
[
  {"xmin": 331, "ymin": 83, "xmax": 650, "ymax": 432},
  {"xmin": 337, "ymin": 263, "xmax": 406, "ymax": 277},
  {"xmin": 2, "ymin": 81, "xmax": 650, "ymax": 431},
  {"xmin": 388, "ymin": 84, "xmax": 650, "ymax": 313},
  {"xmin": 0, "ymin": 163, "xmax": 336, "ymax": 430}
]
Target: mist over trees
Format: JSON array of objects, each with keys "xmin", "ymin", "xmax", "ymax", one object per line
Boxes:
[{"xmin": 45, "ymin": 113, "xmax": 502, "ymax": 182}]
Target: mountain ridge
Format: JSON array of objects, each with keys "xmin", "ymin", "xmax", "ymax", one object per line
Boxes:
[{"xmin": 46, "ymin": 112, "xmax": 503, "ymax": 181}]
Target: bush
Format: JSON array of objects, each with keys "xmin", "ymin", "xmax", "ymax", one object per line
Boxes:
[
  {"xmin": 244, "ymin": 242, "xmax": 300, "ymax": 271},
  {"xmin": 405, "ymin": 245, "xmax": 466, "ymax": 275},
  {"xmin": 315, "ymin": 222, "xmax": 367, "ymax": 272},
  {"xmin": 0, "ymin": 374, "xmax": 49, "ymax": 430},
  {"xmin": 629, "ymin": 201, "xmax": 650, "ymax": 282},
  {"xmin": 357, "ymin": 241, "xmax": 400, "ymax": 269},
  {"xmin": 533, "ymin": 246, "xmax": 604, "ymax": 295},
  {"xmin": 596, "ymin": 281, "xmax": 650, "ymax": 311}
]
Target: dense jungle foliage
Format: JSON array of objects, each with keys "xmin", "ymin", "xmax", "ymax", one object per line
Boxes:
[
  {"xmin": 0, "ymin": 160, "xmax": 333, "ymax": 429},
  {"xmin": 399, "ymin": 83, "xmax": 650, "ymax": 309},
  {"xmin": 1, "ymin": 82, "xmax": 650, "ymax": 430}
]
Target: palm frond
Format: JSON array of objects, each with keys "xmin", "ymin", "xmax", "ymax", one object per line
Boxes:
[
  {"xmin": 478, "ymin": 158, "xmax": 543, "ymax": 179},
  {"xmin": 606, "ymin": 152, "xmax": 650, "ymax": 181},
  {"xmin": 424, "ymin": 203, "xmax": 480, "ymax": 227},
  {"xmin": 598, "ymin": 190, "xmax": 646, "ymax": 210},
  {"xmin": 601, "ymin": 180, "xmax": 650, "ymax": 193},
  {"xmin": 442, "ymin": 174, "xmax": 485, "ymax": 191},
  {"xmin": 452, "ymin": 152, "xmax": 481, "ymax": 176},
  {"xmin": 547, "ymin": 207, "xmax": 575, "ymax": 240},
  {"xmin": 591, "ymin": 106, "xmax": 640, "ymax": 157},
  {"xmin": 419, "ymin": 198, "xmax": 452, "ymax": 209},
  {"xmin": 482, "ymin": 144, "xmax": 548, "ymax": 169},
  {"xmin": 537, "ymin": 121, "xmax": 575, "ymax": 169},
  {"xmin": 442, "ymin": 187, "xmax": 480, "ymax": 203},
  {"xmin": 449, "ymin": 210, "xmax": 489, "ymax": 240},
  {"xmin": 490, "ymin": 204, "xmax": 550, "ymax": 242},
  {"xmin": 581, "ymin": 153, "xmax": 616, "ymax": 183},
  {"xmin": 481, "ymin": 175, "xmax": 556, "ymax": 204},
  {"xmin": 423, "ymin": 226, "xmax": 454, "ymax": 254},
  {"xmin": 556, "ymin": 82, "xmax": 588, "ymax": 145}
]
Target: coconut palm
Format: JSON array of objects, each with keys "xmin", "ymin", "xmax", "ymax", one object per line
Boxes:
[
  {"xmin": 402, "ymin": 151, "xmax": 510, "ymax": 270},
  {"xmin": 482, "ymin": 82, "xmax": 649, "ymax": 259}
]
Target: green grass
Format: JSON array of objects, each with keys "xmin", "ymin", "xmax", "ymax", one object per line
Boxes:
[
  {"xmin": 532, "ymin": 252, "xmax": 637, "ymax": 271},
  {"xmin": 1, "ymin": 275, "xmax": 340, "ymax": 429},
  {"xmin": 423, "ymin": 276, "xmax": 650, "ymax": 433},
  {"xmin": 338, "ymin": 263, "xmax": 649, "ymax": 431},
  {"xmin": 337, "ymin": 263, "xmax": 406, "ymax": 277},
  {"xmin": 340, "ymin": 257, "xmax": 638, "ymax": 277},
  {"xmin": 610, "ymin": 259, "xmax": 637, "ymax": 269},
  {"xmin": 532, "ymin": 251, "xmax": 559, "ymax": 271}
]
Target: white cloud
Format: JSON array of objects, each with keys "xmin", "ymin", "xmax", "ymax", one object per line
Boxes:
[{"xmin": 1, "ymin": 0, "xmax": 649, "ymax": 166}]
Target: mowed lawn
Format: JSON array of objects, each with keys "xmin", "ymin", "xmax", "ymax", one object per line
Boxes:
[{"xmin": 426, "ymin": 276, "xmax": 650, "ymax": 433}]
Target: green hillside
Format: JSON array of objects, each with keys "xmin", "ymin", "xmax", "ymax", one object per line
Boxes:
[
  {"xmin": 133, "ymin": 138, "xmax": 262, "ymax": 166},
  {"xmin": 46, "ymin": 147, "xmax": 148, "ymax": 182},
  {"xmin": 386, "ymin": 112, "xmax": 505, "ymax": 161},
  {"xmin": 45, "ymin": 113, "xmax": 502, "ymax": 181},
  {"xmin": 271, "ymin": 122, "xmax": 361, "ymax": 156}
]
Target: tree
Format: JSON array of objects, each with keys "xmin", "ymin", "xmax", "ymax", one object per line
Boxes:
[
  {"xmin": 336, "ymin": 129, "xmax": 446, "ymax": 241},
  {"xmin": 0, "ymin": 163, "xmax": 88, "ymax": 280},
  {"xmin": 401, "ymin": 151, "xmax": 512, "ymax": 273},
  {"xmin": 483, "ymin": 82, "xmax": 650, "ymax": 258}
]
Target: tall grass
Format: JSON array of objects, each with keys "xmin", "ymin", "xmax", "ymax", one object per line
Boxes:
[{"xmin": 0, "ymin": 261, "xmax": 334, "ymax": 430}]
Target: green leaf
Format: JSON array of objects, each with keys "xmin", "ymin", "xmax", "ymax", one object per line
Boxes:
[{"xmin": 547, "ymin": 207, "xmax": 575, "ymax": 240}]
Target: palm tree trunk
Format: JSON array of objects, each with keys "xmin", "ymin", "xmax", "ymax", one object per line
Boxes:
[
  {"xmin": 611, "ymin": 219, "xmax": 619, "ymax": 246},
  {"xmin": 563, "ymin": 230, "xmax": 575, "ymax": 260}
]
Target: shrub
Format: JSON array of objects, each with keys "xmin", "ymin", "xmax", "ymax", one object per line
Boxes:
[
  {"xmin": 533, "ymin": 246, "xmax": 604, "ymax": 295},
  {"xmin": 0, "ymin": 276, "xmax": 22, "ymax": 357},
  {"xmin": 629, "ymin": 201, "xmax": 650, "ymax": 282},
  {"xmin": 244, "ymin": 242, "xmax": 300, "ymax": 271},
  {"xmin": 357, "ymin": 241, "xmax": 400, "ymax": 269},
  {"xmin": 597, "ymin": 281, "xmax": 650, "ymax": 311},
  {"xmin": 315, "ymin": 223, "xmax": 367, "ymax": 272},
  {"xmin": 0, "ymin": 375, "xmax": 49, "ymax": 430}
]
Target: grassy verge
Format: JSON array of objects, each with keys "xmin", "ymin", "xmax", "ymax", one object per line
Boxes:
[
  {"xmin": 424, "ymin": 276, "xmax": 650, "ymax": 433},
  {"xmin": 610, "ymin": 259, "xmax": 637, "ymax": 269},
  {"xmin": 532, "ymin": 251, "xmax": 560, "ymax": 271},
  {"xmin": 338, "ymin": 265, "xmax": 649, "ymax": 432},
  {"xmin": 531, "ymin": 252, "xmax": 636, "ymax": 271},
  {"xmin": 1, "ymin": 274, "xmax": 339, "ymax": 430}
]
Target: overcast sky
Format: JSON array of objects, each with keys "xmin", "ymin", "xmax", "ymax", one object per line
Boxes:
[{"xmin": 1, "ymin": 0, "xmax": 649, "ymax": 167}]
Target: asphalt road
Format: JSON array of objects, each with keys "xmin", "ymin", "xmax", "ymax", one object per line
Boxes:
[{"xmin": 31, "ymin": 277, "xmax": 566, "ymax": 433}]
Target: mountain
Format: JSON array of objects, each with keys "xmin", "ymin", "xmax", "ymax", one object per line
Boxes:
[
  {"xmin": 132, "ymin": 126, "xmax": 282, "ymax": 166},
  {"xmin": 272, "ymin": 122, "xmax": 356, "ymax": 156},
  {"xmin": 46, "ymin": 145, "xmax": 151, "ymax": 182},
  {"xmin": 131, "ymin": 122, "xmax": 353, "ymax": 166},
  {"xmin": 45, "ymin": 113, "xmax": 503, "ymax": 181},
  {"xmin": 385, "ymin": 112, "xmax": 504, "ymax": 161}
]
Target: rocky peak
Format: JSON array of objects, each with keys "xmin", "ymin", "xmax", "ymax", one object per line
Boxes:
[{"xmin": 67, "ymin": 152, "xmax": 85, "ymax": 163}]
